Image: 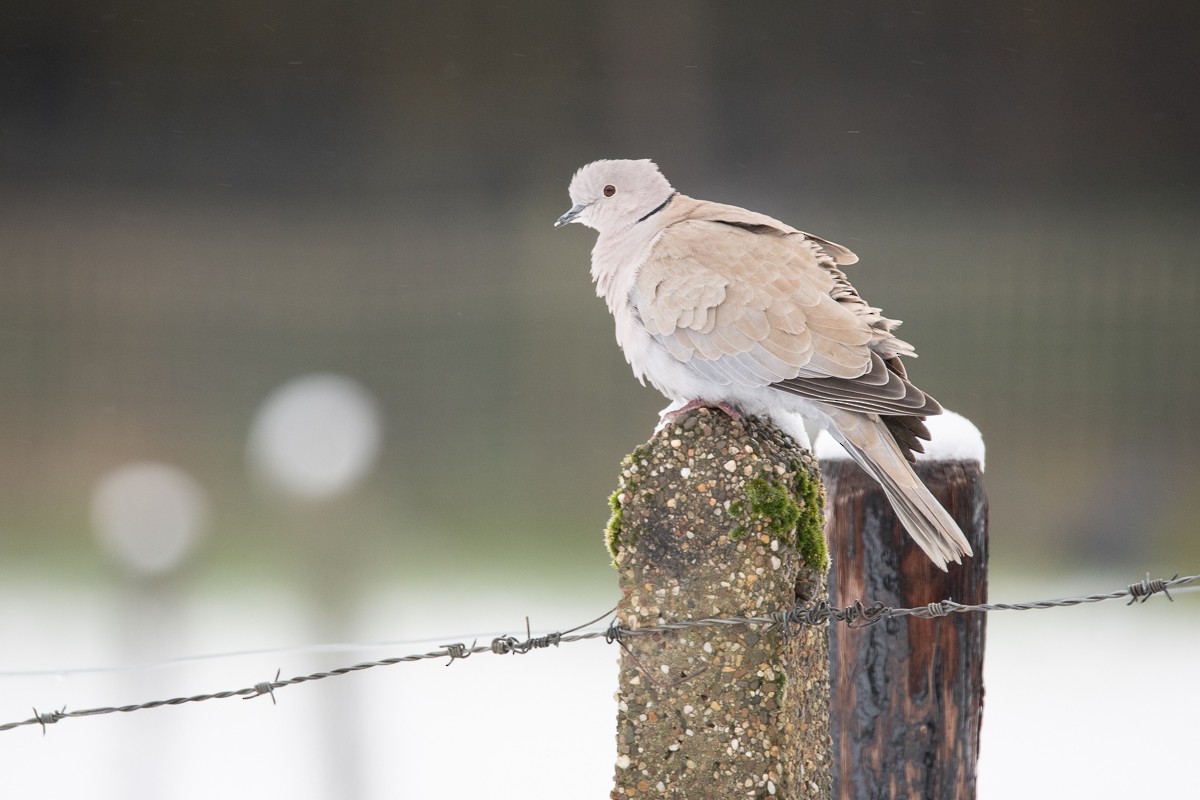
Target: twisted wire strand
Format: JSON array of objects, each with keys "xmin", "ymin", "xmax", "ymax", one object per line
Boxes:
[{"xmin": 2, "ymin": 573, "xmax": 1193, "ymax": 735}]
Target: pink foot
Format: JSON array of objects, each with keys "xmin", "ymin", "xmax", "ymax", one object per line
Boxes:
[{"xmin": 663, "ymin": 399, "xmax": 742, "ymax": 422}]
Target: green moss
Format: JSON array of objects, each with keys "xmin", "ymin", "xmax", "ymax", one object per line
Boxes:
[
  {"xmin": 605, "ymin": 444, "xmax": 653, "ymax": 562},
  {"xmin": 729, "ymin": 469, "xmax": 829, "ymax": 571},
  {"xmin": 605, "ymin": 488, "xmax": 624, "ymax": 559},
  {"xmin": 795, "ymin": 517, "xmax": 828, "ymax": 571},
  {"xmin": 745, "ymin": 476, "xmax": 801, "ymax": 538},
  {"xmin": 627, "ymin": 443, "xmax": 652, "ymax": 467},
  {"xmin": 790, "ymin": 460, "xmax": 829, "ymax": 571}
]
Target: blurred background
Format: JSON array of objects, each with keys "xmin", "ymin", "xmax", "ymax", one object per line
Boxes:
[{"xmin": 1, "ymin": 2, "xmax": 1197, "ymax": 797}]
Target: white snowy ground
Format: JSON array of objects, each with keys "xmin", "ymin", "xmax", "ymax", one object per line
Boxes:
[{"xmin": 0, "ymin": 571, "xmax": 1195, "ymax": 798}]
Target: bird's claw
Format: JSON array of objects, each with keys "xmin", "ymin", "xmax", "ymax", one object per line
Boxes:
[{"xmin": 655, "ymin": 400, "xmax": 742, "ymax": 432}]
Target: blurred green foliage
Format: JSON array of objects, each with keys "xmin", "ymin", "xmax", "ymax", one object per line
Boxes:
[{"xmin": 2, "ymin": 3, "xmax": 1198, "ymax": 592}]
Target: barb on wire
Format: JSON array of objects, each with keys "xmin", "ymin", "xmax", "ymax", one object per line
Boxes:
[
  {"xmin": 244, "ymin": 669, "xmax": 282, "ymax": 705},
  {"xmin": 1127, "ymin": 573, "xmax": 1176, "ymax": 605},
  {"xmin": 32, "ymin": 706, "xmax": 66, "ymax": 736},
  {"xmin": 441, "ymin": 641, "xmax": 475, "ymax": 665},
  {"xmin": 1, "ymin": 574, "xmax": 1194, "ymax": 735}
]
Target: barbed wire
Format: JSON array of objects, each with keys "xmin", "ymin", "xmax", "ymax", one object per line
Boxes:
[
  {"xmin": 0, "ymin": 628, "xmax": 565, "ymax": 678},
  {"xmin": 2, "ymin": 572, "xmax": 1194, "ymax": 735}
]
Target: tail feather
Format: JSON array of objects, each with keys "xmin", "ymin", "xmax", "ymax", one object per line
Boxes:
[{"xmin": 826, "ymin": 409, "xmax": 973, "ymax": 571}]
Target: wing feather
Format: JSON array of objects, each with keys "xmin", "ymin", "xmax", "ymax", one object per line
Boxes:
[{"xmin": 634, "ymin": 216, "xmax": 936, "ymax": 419}]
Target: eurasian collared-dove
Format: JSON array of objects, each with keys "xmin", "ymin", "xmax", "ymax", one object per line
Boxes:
[{"xmin": 555, "ymin": 158, "xmax": 972, "ymax": 570}]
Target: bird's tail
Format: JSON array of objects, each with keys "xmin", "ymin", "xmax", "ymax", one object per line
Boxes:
[{"xmin": 824, "ymin": 408, "xmax": 973, "ymax": 571}]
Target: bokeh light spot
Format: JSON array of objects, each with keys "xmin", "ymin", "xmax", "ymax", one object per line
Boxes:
[
  {"xmin": 90, "ymin": 462, "xmax": 209, "ymax": 575},
  {"xmin": 247, "ymin": 373, "xmax": 383, "ymax": 500}
]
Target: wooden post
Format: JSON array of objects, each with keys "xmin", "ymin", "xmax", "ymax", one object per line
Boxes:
[
  {"xmin": 608, "ymin": 408, "xmax": 831, "ymax": 799},
  {"xmin": 818, "ymin": 416, "xmax": 988, "ymax": 800}
]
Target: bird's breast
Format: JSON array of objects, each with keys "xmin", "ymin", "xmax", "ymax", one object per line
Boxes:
[
  {"xmin": 590, "ymin": 227, "xmax": 664, "ymax": 310},
  {"xmin": 610, "ymin": 292, "xmax": 714, "ymax": 402},
  {"xmin": 591, "ymin": 226, "xmax": 708, "ymax": 401}
]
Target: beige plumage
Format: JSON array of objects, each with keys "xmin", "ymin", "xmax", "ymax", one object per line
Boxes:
[{"xmin": 556, "ymin": 159, "xmax": 972, "ymax": 569}]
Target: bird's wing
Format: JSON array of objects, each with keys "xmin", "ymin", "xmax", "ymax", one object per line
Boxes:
[
  {"xmin": 634, "ymin": 218, "xmax": 939, "ymax": 419},
  {"xmin": 672, "ymin": 198, "xmax": 860, "ymax": 265}
]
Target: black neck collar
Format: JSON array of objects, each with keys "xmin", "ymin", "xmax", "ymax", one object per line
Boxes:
[{"xmin": 636, "ymin": 192, "xmax": 677, "ymax": 223}]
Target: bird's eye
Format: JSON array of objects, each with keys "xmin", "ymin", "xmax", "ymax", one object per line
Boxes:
[{"xmin": 603, "ymin": 184, "xmax": 617, "ymax": 197}]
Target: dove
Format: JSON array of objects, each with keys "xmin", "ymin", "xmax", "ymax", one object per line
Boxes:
[{"xmin": 555, "ymin": 159, "xmax": 972, "ymax": 570}]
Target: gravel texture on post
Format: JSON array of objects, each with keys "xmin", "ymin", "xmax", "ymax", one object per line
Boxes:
[{"xmin": 608, "ymin": 407, "xmax": 831, "ymax": 799}]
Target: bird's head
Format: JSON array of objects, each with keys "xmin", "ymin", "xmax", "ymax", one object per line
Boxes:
[{"xmin": 555, "ymin": 159, "xmax": 675, "ymax": 233}]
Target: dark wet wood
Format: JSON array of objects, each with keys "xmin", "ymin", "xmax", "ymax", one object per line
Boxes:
[{"xmin": 824, "ymin": 459, "xmax": 988, "ymax": 800}]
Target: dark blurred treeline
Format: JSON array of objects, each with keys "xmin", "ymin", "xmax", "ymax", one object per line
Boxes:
[
  {"xmin": 4, "ymin": 2, "xmax": 1197, "ymax": 195},
  {"xmin": 1, "ymin": 2, "xmax": 1198, "ymax": 585}
]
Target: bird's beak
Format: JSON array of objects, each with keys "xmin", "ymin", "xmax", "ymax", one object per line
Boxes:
[{"xmin": 554, "ymin": 203, "xmax": 587, "ymax": 228}]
